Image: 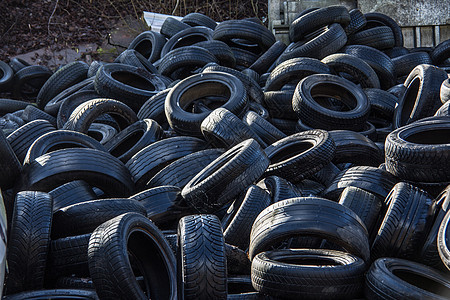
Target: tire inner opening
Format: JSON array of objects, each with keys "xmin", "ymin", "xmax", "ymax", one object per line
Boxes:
[
  {"xmin": 269, "ymin": 141, "xmax": 313, "ymax": 164},
  {"xmin": 128, "ymin": 230, "xmax": 172, "ymax": 299},
  {"xmin": 405, "ymin": 128, "xmax": 450, "ymax": 144},
  {"xmin": 110, "ymin": 130, "xmax": 144, "ymax": 157},
  {"xmin": 400, "ymin": 77, "xmax": 420, "ymax": 126},
  {"xmin": 311, "ymin": 82, "xmax": 357, "ymax": 112},
  {"xmin": 393, "ymin": 269, "xmax": 450, "ymax": 297},
  {"xmin": 135, "ymin": 40, "xmax": 153, "ymax": 59},
  {"xmin": 112, "ymin": 71, "xmax": 156, "ymax": 91},
  {"xmin": 47, "ymin": 142, "xmax": 86, "ymax": 153},
  {"xmin": 278, "ymin": 255, "xmax": 342, "ymax": 266},
  {"xmin": 179, "ymin": 81, "xmax": 231, "ymax": 111},
  {"xmin": 87, "ymin": 130, "xmax": 104, "ymax": 142},
  {"xmin": 173, "ymin": 35, "xmax": 209, "ymax": 50}
]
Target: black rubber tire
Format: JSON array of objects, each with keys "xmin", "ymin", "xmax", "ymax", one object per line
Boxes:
[
  {"xmin": 258, "ymin": 176, "xmax": 302, "ymax": 203},
  {"xmin": 252, "ymin": 249, "xmax": 366, "ymax": 300},
  {"xmin": 338, "ymin": 186, "xmax": 382, "ymax": 236},
  {"xmin": 347, "ymin": 26, "xmax": 395, "ymax": 50},
  {"xmin": 385, "ymin": 46, "xmax": 410, "ymax": 59},
  {"xmin": 248, "ymin": 101, "xmax": 269, "ymax": 119},
  {"xmin": 146, "ymin": 148, "xmax": 224, "ymax": 189},
  {"xmin": 36, "ymin": 61, "xmax": 89, "ymax": 109},
  {"xmin": 262, "ymin": 91, "xmax": 296, "ymax": 119},
  {"xmin": 230, "ymin": 47, "xmax": 259, "ymax": 69},
  {"xmin": 322, "ymin": 53, "xmax": 380, "ymax": 89},
  {"xmin": 280, "ymin": 23, "xmax": 348, "ymax": 62},
  {"xmin": 3, "ymin": 289, "xmax": 98, "ymax": 300},
  {"xmin": 224, "ymin": 185, "xmax": 271, "ymax": 250},
  {"xmin": 269, "ymin": 118, "xmax": 298, "ymax": 135},
  {"xmin": 323, "ymin": 166, "xmax": 398, "ymax": 200},
  {"xmin": 249, "ymin": 41, "xmax": 287, "ymax": 75},
  {"xmin": 371, "ymin": 182, "xmax": 434, "ymax": 261},
  {"xmin": 49, "ymin": 233, "xmax": 91, "ymax": 277},
  {"xmin": 165, "ymin": 71, "xmax": 248, "ymax": 136},
  {"xmin": 88, "ymin": 212, "xmax": 177, "ymax": 299},
  {"xmin": 104, "ymin": 119, "xmax": 163, "ymax": 163},
  {"xmin": 160, "ymin": 17, "xmax": 191, "ymax": 38},
  {"xmin": 213, "ymin": 19, "xmax": 275, "ymax": 52},
  {"xmin": 128, "ymin": 30, "xmax": 166, "ymax": 63},
  {"xmin": 182, "ymin": 139, "xmax": 269, "ymax": 213},
  {"xmin": 438, "ymin": 207, "xmax": 450, "ymax": 271},
  {"xmin": 364, "ymin": 12, "xmax": 404, "ymax": 47},
  {"xmin": 0, "ymin": 61, "xmax": 14, "ymax": 92},
  {"xmin": 441, "ymin": 78, "xmax": 450, "ymax": 103},
  {"xmin": 182, "ymin": 12, "xmax": 217, "ymax": 29},
  {"xmin": 365, "ymin": 257, "xmax": 450, "ymax": 300},
  {"xmin": 0, "ymin": 99, "xmax": 30, "ymax": 115},
  {"xmin": 22, "ymin": 148, "xmax": 134, "ymax": 197},
  {"xmin": 94, "ymin": 63, "xmax": 166, "ymax": 112},
  {"xmin": 114, "ymin": 49, "xmax": 158, "ymax": 74},
  {"xmin": 392, "ymin": 52, "xmax": 432, "ymax": 77},
  {"xmin": 329, "ymin": 130, "xmax": 382, "ymax": 167},
  {"xmin": 265, "ymin": 57, "xmax": 330, "ymax": 91},
  {"xmin": 87, "ymin": 60, "xmax": 104, "ymax": 77},
  {"xmin": 137, "ymin": 88, "xmax": 170, "ymax": 125},
  {"xmin": 21, "ymin": 104, "xmax": 56, "ymax": 126},
  {"xmin": 55, "ymin": 277, "xmax": 94, "ymax": 290},
  {"xmin": 125, "ymin": 136, "xmax": 207, "ymax": 189},
  {"xmin": 8, "ymin": 58, "xmax": 30, "ymax": 73},
  {"xmin": 158, "ymin": 46, "xmax": 217, "ymax": 80},
  {"xmin": 63, "ymin": 98, "xmax": 138, "ymax": 133},
  {"xmin": 24, "ymin": 129, "xmax": 105, "ymax": 166},
  {"xmin": 431, "ymin": 39, "xmax": 450, "ymax": 65},
  {"xmin": 364, "ymin": 88, "xmax": 398, "ymax": 119},
  {"xmin": 129, "ymin": 185, "xmax": 192, "ymax": 229},
  {"xmin": 201, "ymin": 108, "xmax": 266, "ymax": 148},
  {"xmin": 393, "ymin": 64, "xmax": 448, "ymax": 128},
  {"xmin": 292, "ymin": 74, "xmax": 370, "ymax": 131},
  {"xmin": 194, "ymin": 40, "xmax": 236, "ymax": 68},
  {"xmin": 202, "ymin": 64, "xmax": 263, "ymax": 104},
  {"xmin": 385, "ymin": 117, "xmax": 450, "ymax": 183},
  {"xmin": 49, "ymin": 180, "xmax": 97, "ymax": 213},
  {"xmin": 344, "ymin": 45, "xmax": 396, "ymax": 90},
  {"xmin": 420, "ymin": 185, "xmax": 450, "ymax": 270},
  {"xmin": 0, "ymin": 130, "xmax": 21, "ymax": 190},
  {"xmin": 52, "ymin": 198, "xmax": 146, "ymax": 238},
  {"xmin": 344, "ymin": 9, "xmax": 367, "ymax": 35},
  {"xmin": 289, "ymin": 6, "xmax": 350, "ymax": 42},
  {"xmin": 249, "ymin": 197, "xmax": 370, "ymax": 262},
  {"xmin": 264, "ymin": 129, "xmax": 335, "ymax": 183},
  {"xmin": 294, "ymin": 179, "xmax": 325, "ymax": 197},
  {"xmin": 44, "ymin": 77, "xmax": 95, "ymax": 116},
  {"xmin": 242, "ymin": 111, "xmax": 286, "ymax": 145},
  {"xmin": 7, "ymin": 119, "xmax": 55, "ymax": 164},
  {"xmin": 5, "ymin": 191, "xmax": 53, "ymax": 294},
  {"xmin": 161, "ymin": 26, "xmax": 213, "ymax": 58},
  {"xmin": 435, "ymin": 101, "xmax": 450, "ymax": 116},
  {"xmin": 177, "ymin": 214, "xmax": 227, "ymax": 299},
  {"xmin": 12, "ymin": 65, "xmax": 52, "ymax": 100},
  {"xmin": 56, "ymin": 90, "xmax": 100, "ymax": 129},
  {"xmin": 87, "ymin": 123, "xmax": 117, "ymax": 144}
]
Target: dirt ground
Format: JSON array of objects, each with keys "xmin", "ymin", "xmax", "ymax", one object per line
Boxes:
[{"xmin": 0, "ymin": 0, "xmax": 268, "ymax": 68}]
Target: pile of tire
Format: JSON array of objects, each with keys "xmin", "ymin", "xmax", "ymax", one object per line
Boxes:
[{"xmin": 0, "ymin": 7, "xmax": 449, "ymax": 299}]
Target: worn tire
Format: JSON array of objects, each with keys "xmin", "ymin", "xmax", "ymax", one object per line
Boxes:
[
  {"xmin": 5, "ymin": 191, "xmax": 53, "ymax": 294},
  {"xmin": 249, "ymin": 197, "xmax": 370, "ymax": 261},
  {"xmin": 177, "ymin": 214, "xmax": 227, "ymax": 300},
  {"xmin": 182, "ymin": 139, "xmax": 269, "ymax": 213},
  {"xmin": 22, "ymin": 148, "xmax": 134, "ymax": 197},
  {"xmin": 252, "ymin": 249, "xmax": 366, "ymax": 300},
  {"xmin": 88, "ymin": 212, "xmax": 177, "ymax": 299}
]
